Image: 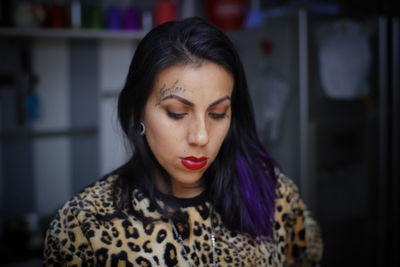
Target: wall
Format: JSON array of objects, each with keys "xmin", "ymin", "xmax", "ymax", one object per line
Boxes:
[{"xmin": 0, "ymin": 37, "xmax": 135, "ymax": 217}]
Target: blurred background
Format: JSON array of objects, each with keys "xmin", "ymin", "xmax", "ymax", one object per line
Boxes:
[{"xmin": 0, "ymin": 0, "xmax": 398, "ymax": 266}]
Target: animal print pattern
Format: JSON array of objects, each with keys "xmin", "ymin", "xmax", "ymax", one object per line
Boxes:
[{"xmin": 43, "ymin": 169, "xmax": 323, "ymax": 266}]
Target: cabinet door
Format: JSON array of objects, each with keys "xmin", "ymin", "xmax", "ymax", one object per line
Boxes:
[{"xmin": 307, "ymin": 14, "xmax": 392, "ymax": 267}]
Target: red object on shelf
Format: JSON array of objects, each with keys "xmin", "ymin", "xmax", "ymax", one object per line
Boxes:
[
  {"xmin": 154, "ymin": 0, "xmax": 176, "ymax": 26},
  {"xmin": 204, "ymin": 0, "xmax": 248, "ymax": 31},
  {"xmin": 260, "ymin": 39, "xmax": 275, "ymax": 55},
  {"xmin": 48, "ymin": 4, "xmax": 67, "ymax": 28}
]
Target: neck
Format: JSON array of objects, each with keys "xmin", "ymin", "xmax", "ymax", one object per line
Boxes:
[
  {"xmin": 155, "ymin": 172, "xmax": 204, "ymax": 198},
  {"xmin": 171, "ymin": 182, "xmax": 204, "ymax": 198}
]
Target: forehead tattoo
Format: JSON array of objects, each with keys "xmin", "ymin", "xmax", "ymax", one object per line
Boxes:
[{"xmin": 155, "ymin": 80, "xmax": 186, "ymax": 106}]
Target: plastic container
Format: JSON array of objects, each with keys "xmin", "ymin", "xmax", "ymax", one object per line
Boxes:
[
  {"xmin": 154, "ymin": 0, "xmax": 176, "ymax": 26},
  {"xmin": 204, "ymin": 0, "xmax": 248, "ymax": 31}
]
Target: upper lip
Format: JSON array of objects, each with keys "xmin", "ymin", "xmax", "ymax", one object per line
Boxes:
[{"xmin": 181, "ymin": 156, "xmax": 208, "ymax": 162}]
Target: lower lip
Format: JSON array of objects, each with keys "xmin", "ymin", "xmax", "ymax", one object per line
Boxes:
[{"xmin": 180, "ymin": 158, "xmax": 208, "ymax": 170}]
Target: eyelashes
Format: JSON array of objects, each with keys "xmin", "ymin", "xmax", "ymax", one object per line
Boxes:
[
  {"xmin": 209, "ymin": 112, "xmax": 227, "ymax": 119},
  {"xmin": 166, "ymin": 110, "xmax": 227, "ymax": 120},
  {"xmin": 167, "ymin": 110, "xmax": 185, "ymax": 119}
]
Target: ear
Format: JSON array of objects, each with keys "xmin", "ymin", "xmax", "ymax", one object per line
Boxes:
[{"xmin": 139, "ymin": 109, "xmax": 146, "ymax": 125}]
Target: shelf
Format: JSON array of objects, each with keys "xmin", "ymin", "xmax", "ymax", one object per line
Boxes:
[
  {"xmin": 0, "ymin": 27, "xmax": 148, "ymax": 40},
  {"xmin": 0, "ymin": 127, "xmax": 97, "ymax": 140}
]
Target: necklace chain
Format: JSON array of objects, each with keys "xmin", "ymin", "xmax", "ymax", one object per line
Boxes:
[{"xmin": 171, "ymin": 221, "xmax": 216, "ymax": 267}]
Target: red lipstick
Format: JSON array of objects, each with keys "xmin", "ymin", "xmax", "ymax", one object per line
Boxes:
[{"xmin": 180, "ymin": 156, "xmax": 208, "ymax": 170}]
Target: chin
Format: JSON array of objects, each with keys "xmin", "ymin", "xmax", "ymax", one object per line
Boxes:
[{"xmin": 175, "ymin": 172, "xmax": 203, "ymax": 185}]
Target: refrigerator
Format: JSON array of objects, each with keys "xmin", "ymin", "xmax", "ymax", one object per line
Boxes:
[{"xmin": 230, "ymin": 10, "xmax": 399, "ymax": 267}]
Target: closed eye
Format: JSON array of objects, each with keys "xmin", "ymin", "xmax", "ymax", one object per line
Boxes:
[
  {"xmin": 167, "ymin": 110, "xmax": 186, "ymax": 119},
  {"xmin": 209, "ymin": 112, "xmax": 226, "ymax": 119}
]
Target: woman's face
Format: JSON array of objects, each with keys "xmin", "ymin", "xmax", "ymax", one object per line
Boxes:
[{"xmin": 143, "ymin": 61, "xmax": 233, "ymax": 198}]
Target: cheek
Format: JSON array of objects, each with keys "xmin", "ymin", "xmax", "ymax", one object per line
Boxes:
[
  {"xmin": 145, "ymin": 117, "xmax": 184, "ymax": 158},
  {"xmin": 209, "ymin": 119, "xmax": 231, "ymax": 151}
]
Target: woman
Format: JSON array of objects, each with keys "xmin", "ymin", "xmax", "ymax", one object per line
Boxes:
[{"xmin": 44, "ymin": 17, "xmax": 322, "ymax": 266}]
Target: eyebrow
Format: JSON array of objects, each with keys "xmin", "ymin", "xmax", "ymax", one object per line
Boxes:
[
  {"xmin": 161, "ymin": 94, "xmax": 193, "ymax": 106},
  {"xmin": 209, "ymin": 96, "xmax": 231, "ymax": 107},
  {"xmin": 160, "ymin": 95, "xmax": 231, "ymax": 107}
]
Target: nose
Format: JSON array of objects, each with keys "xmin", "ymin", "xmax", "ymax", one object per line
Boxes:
[{"xmin": 187, "ymin": 115, "xmax": 209, "ymax": 146}]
